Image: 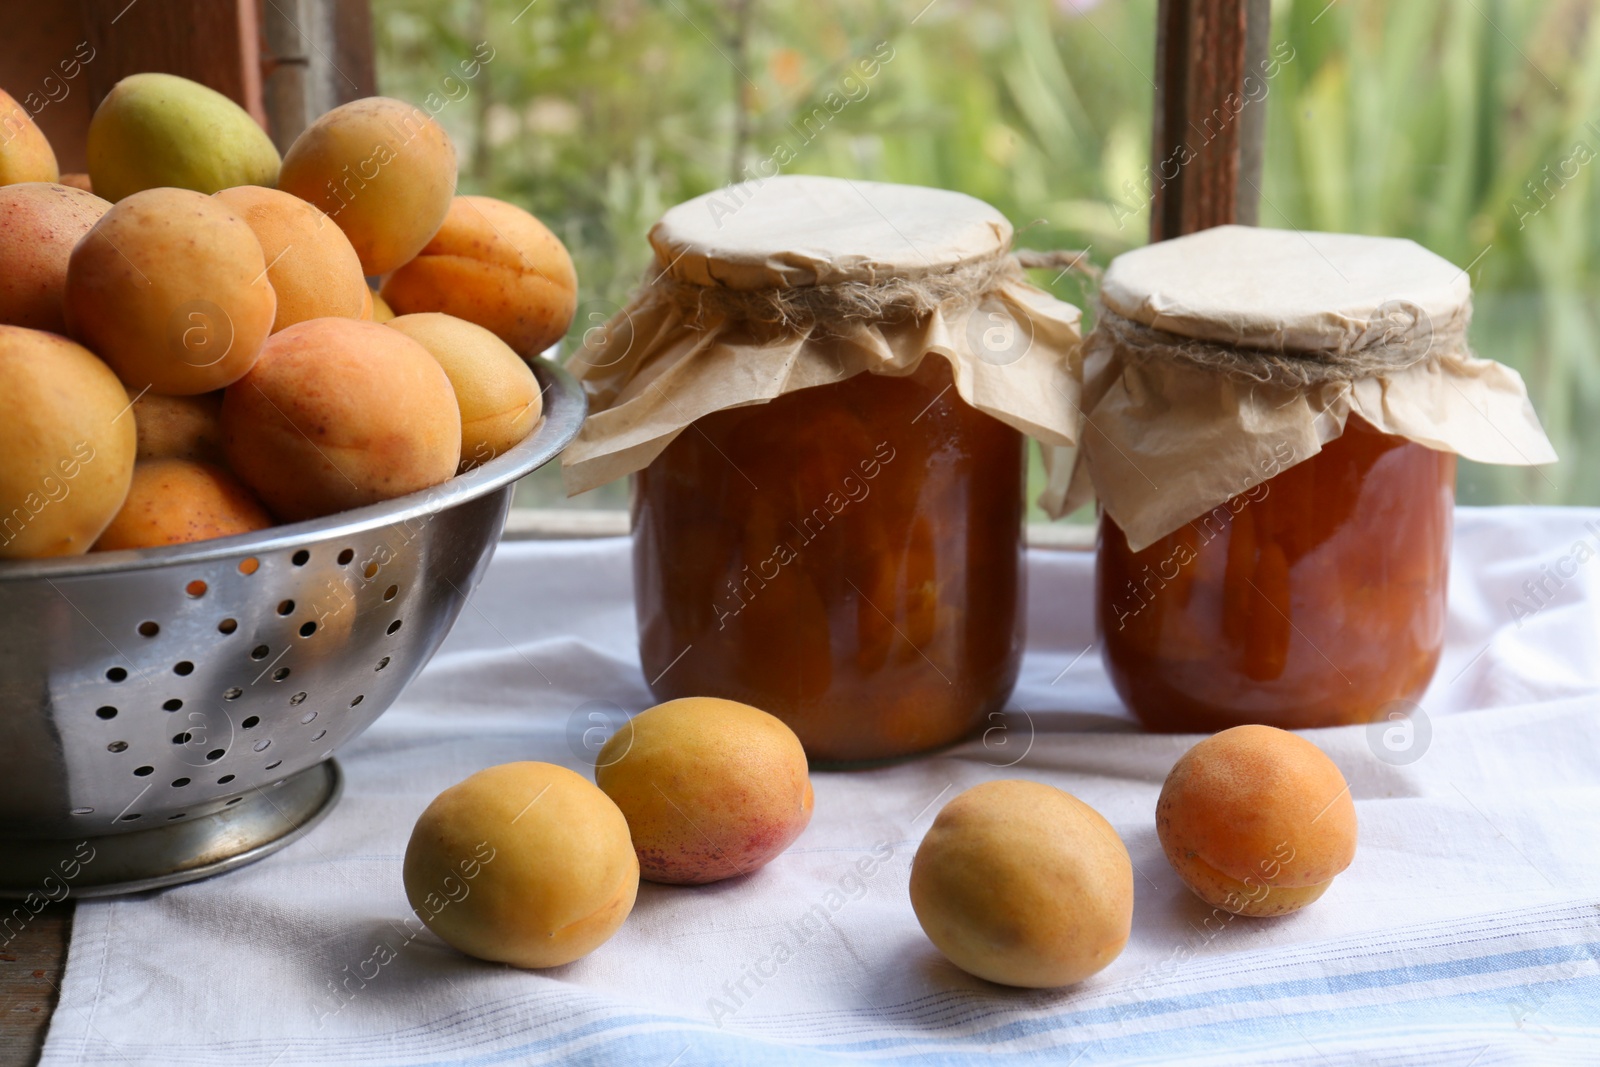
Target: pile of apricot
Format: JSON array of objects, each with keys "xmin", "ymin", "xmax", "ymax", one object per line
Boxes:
[{"xmin": 0, "ymin": 76, "xmax": 576, "ymax": 559}]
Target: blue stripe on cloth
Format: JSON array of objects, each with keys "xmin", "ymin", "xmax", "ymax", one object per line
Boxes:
[
  {"xmin": 290, "ymin": 904, "xmax": 1600, "ymax": 1062},
  {"xmin": 721, "ymin": 938, "xmax": 1600, "ymax": 1043},
  {"xmin": 50, "ymin": 905, "xmax": 1600, "ymax": 1066},
  {"xmin": 56, "ymin": 929, "xmax": 1600, "ymax": 1065},
  {"xmin": 369, "ymin": 969, "xmax": 1600, "ymax": 1067}
]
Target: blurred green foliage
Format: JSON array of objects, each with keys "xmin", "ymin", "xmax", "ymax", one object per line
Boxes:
[{"xmin": 374, "ymin": 0, "xmax": 1598, "ymax": 513}]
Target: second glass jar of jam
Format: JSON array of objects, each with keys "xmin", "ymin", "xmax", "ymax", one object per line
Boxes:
[
  {"xmin": 1099, "ymin": 415, "xmax": 1456, "ymax": 732},
  {"xmin": 1066, "ymin": 225, "xmax": 1554, "ymax": 732},
  {"xmin": 635, "ymin": 357, "xmax": 1026, "ymax": 763}
]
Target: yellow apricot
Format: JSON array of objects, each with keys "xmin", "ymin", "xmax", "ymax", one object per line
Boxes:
[
  {"xmin": 910, "ymin": 780, "xmax": 1133, "ymax": 988},
  {"xmin": 403, "ymin": 762, "xmax": 638, "ymax": 969},
  {"xmin": 368, "ymin": 287, "xmax": 393, "ymax": 323},
  {"xmin": 214, "ymin": 186, "xmax": 369, "ymax": 332},
  {"xmin": 0, "ymin": 327, "xmax": 134, "ymax": 558},
  {"xmin": 386, "ymin": 313, "xmax": 542, "ymax": 470},
  {"xmin": 94, "ymin": 460, "xmax": 272, "ymax": 550},
  {"xmin": 277, "ymin": 97, "xmax": 457, "ymax": 275},
  {"xmin": 381, "ymin": 195, "xmax": 576, "ymax": 356},
  {"xmin": 128, "ymin": 389, "xmax": 225, "ymax": 465},
  {"xmin": 595, "ymin": 697, "xmax": 814, "ymax": 885},
  {"xmin": 64, "ymin": 187, "xmax": 276, "ymax": 395},
  {"xmin": 220, "ymin": 317, "xmax": 460, "ymax": 520},
  {"xmin": 0, "ymin": 90, "xmax": 59, "ymax": 186}
]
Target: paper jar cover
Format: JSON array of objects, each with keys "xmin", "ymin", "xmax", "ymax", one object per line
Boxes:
[
  {"xmin": 1048, "ymin": 226, "xmax": 1556, "ymax": 551},
  {"xmin": 561, "ymin": 176, "xmax": 1083, "ymax": 496}
]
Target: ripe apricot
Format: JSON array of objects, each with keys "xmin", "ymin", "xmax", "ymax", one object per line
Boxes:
[
  {"xmin": 404, "ymin": 762, "xmax": 638, "ymax": 969},
  {"xmin": 64, "ymin": 187, "xmax": 276, "ymax": 395},
  {"xmin": 0, "ymin": 182, "xmax": 109, "ymax": 333},
  {"xmin": 910, "ymin": 780, "xmax": 1133, "ymax": 988},
  {"xmin": 368, "ymin": 288, "xmax": 394, "ymax": 323},
  {"xmin": 595, "ymin": 697, "xmax": 813, "ymax": 885},
  {"xmin": 214, "ymin": 186, "xmax": 369, "ymax": 332},
  {"xmin": 277, "ymin": 97, "xmax": 456, "ymax": 275},
  {"xmin": 1156, "ymin": 725, "xmax": 1357, "ymax": 917},
  {"xmin": 381, "ymin": 195, "xmax": 576, "ymax": 356},
  {"xmin": 386, "ymin": 313, "xmax": 542, "ymax": 471},
  {"xmin": 220, "ymin": 317, "xmax": 460, "ymax": 521},
  {"xmin": 0, "ymin": 326, "xmax": 134, "ymax": 558},
  {"xmin": 94, "ymin": 460, "xmax": 272, "ymax": 550},
  {"xmin": 0, "ymin": 90, "xmax": 59, "ymax": 186},
  {"xmin": 128, "ymin": 389, "xmax": 225, "ymax": 465}
]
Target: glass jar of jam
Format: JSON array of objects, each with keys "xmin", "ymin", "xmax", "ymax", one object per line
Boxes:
[
  {"xmin": 565, "ymin": 176, "xmax": 1085, "ymax": 762},
  {"xmin": 634, "ymin": 358, "xmax": 1025, "ymax": 762},
  {"xmin": 1098, "ymin": 415, "xmax": 1456, "ymax": 732},
  {"xmin": 1065, "ymin": 225, "xmax": 1553, "ymax": 733}
]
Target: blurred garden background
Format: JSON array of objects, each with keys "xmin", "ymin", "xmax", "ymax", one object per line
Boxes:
[{"xmin": 372, "ymin": 0, "xmax": 1600, "ymax": 517}]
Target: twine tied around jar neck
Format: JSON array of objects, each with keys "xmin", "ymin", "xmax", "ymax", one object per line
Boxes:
[
  {"xmin": 1051, "ymin": 224, "xmax": 1556, "ymax": 548},
  {"xmin": 652, "ymin": 248, "xmax": 1099, "ymax": 332},
  {"xmin": 1094, "ymin": 298, "xmax": 1467, "ymax": 389},
  {"xmin": 564, "ymin": 176, "xmax": 1090, "ymax": 497}
]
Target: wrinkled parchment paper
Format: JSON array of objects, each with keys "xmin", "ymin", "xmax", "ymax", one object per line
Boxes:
[
  {"xmin": 1045, "ymin": 226, "xmax": 1555, "ymax": 551},
  {"xmin": 562, "ymin": 176, "xmax": 1082, "ymax": 495}
]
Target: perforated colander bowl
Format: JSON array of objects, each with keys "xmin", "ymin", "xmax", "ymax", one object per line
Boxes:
[{"xmin": 0, "ymin": 358, "xmax": 584, "ymax": 897}]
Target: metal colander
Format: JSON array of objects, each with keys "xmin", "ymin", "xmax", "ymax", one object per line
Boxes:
[{"xmin": 0, "ymin": 359, "xmax": 585, "ymax": 897}]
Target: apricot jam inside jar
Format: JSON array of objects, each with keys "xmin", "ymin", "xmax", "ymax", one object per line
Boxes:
[
  {"xmin": 1062, "ymin": 226, "xmax": 1555, "ymax": 732},
  {"xmin": 1100, "ymin": 415, "xmax": 1456, "ymax": 732},
  {"xmin": 634, "ymin": 357, "xmax": 1025, "ymax": 762},
  {"xmin": 563, "ymin": 176, "xmax": 1085, "ymax": 762}
]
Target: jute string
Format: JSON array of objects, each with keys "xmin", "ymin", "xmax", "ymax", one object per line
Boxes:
[
  {"xmin": 645, "ymin": 248, "xmax": 1099, "ymax": 331},
  {"xmin": 1094, "ymin": 300, "xmax": 1462, "ymax": 388},
  {"xmin": 640, "ymin": 241, "xmax": 1452, "ymax": 387}
]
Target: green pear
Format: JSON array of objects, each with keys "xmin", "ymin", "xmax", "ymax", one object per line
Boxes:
[{"xmin": 87, "ymin": 73, "xmax": 280, "ymax": 202}]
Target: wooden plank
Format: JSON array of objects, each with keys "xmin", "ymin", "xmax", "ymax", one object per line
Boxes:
[
  {"xmin": 501, "ymin": 509, "xmax": 1096, "ymax": 550},
  {"xmin": 5, "ymin": 0, "xmax": 379, "ymax": 170},
  {"xmin": 0, "ymin": 1, "xmax": 271, "ymax": 173},
  {"xmin": 0, "ymin": 7, "xmax": 97, "ymax": 172},
  {"xmin": 1234, "ymin": 0, "xmax": 1272, "ymax": 226},
  {"xmin": 77, "ymin": 0, "xmax": 268, "ymax": 127},
  {"xmin": 261, "ymin": 0, "xmax": 377, "ymax": 153},
  {"xmin": 329, "ymin": 0, "xmax": 378, "ymax": 103},
  {"xmin": 0, "ymin": 905, "xmax": 71, "ymax": 1067},
  {"xmin": 1149, "ymin": 0, "xmax": 1268, "ymax": 240}
]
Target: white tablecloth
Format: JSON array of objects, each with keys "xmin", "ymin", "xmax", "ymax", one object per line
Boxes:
[{"xmin": 39, "ymin": 508, "xmax": 1600, "ymax": 1066}]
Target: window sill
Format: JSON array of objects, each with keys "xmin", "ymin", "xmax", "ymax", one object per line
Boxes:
[{"xmin": 502, "ymin": 509, "xmax": 1094, "ymax": 550}]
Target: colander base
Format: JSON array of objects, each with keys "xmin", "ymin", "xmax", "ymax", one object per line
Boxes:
[{"xmin": 0, "ymin": 759, "xmax": 342, "ymax": 899}]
